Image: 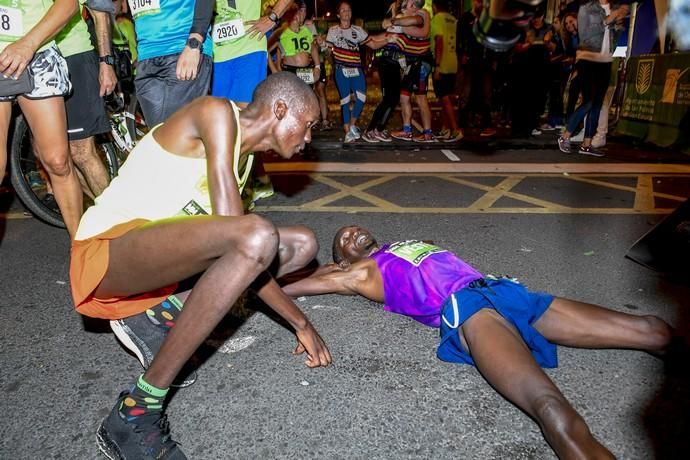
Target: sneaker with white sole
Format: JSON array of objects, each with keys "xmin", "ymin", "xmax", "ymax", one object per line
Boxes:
[
  {"xmin": 344, "ymin": 131, "xmax": 357, "ymax": 143},
  {"xmin": 570, "ymin": 129, "xmax": 584, "ymax": 142},
  {"xmin": 372, "ymin": 129, "xmax": 392, "ymax": 142},
  {"xmin": 360, "ymin": 131, "xmax": 380, "ymax": 143},
  {"xmin": 557, "ymin": 135, "xmax": 571, "ymax": 153},
  {"xmin": 578, "ymin": 145, "xmax": 605, "ymax": 157},
  {"xmin": 350, "ymin": 126, "xmax": 361, "ymax": 139},
  {"xmin": 531, "ymin": 128, "xmax": 542, "ymax": 136},
  {"xmin": 110, "ymin": 310, "xmax": 197, "ymax": 388},
  {"xmin": 391, "ymin": 129, "xmax": 413, "ymax": 141}
]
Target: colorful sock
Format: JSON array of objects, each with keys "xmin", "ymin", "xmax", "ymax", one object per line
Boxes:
[
  {"xmin": 119, "ymin": 375, "xmax": 168, "ymax": 422},
  {"xmin": 145, "ymin": 295, "xmax": 183, "ymax": 329},
  {"xmin": 403, "ymin": 125, "xmax": 412, "ymax": 133},
  {"xmin": 423, "ymin": 129, "xmax": 433, "ymax": 135}
]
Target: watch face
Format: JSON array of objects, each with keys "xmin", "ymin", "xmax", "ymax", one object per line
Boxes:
[{"xmin": 188, "ymin": 38, "xmax": 201, "ymax": 49}]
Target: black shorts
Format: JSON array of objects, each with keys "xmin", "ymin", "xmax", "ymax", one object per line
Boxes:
[
  {"xmin": 401, "ymin": 56, "xmax": 432, "ymax": 96},
  {"xmin": 433, "ymin": 73, "xmax": 456, "ymax": 98},
  {"xmin": 64, "ymin": 50, "xmax": 109, "ymax": 141}
]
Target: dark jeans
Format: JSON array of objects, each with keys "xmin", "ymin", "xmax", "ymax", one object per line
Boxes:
[
  {"xmin": 565, "ymin": 59, "xmax": 611, "ymax": 138},
  {"xmin": 367, "ymin": 57, "xmax": 401, "ymax": 132},
  {"xmin": 135, "ymin": 53, "xmax": 212, "ymax": 127}
]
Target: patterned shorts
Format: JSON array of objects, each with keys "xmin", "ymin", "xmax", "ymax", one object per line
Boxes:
[{"xmin": 0, "ymin": 46, "xmax": 72, "ymax": 102}]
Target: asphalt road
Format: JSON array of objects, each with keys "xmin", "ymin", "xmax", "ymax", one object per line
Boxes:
[{"xmin": 1, "ymin": 162, "xmax": 690, "ymax": 459}]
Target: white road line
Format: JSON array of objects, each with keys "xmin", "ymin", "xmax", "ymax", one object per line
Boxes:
[{"xmin": 441, "ymin": 149, "xmax": 460, "ymax": 162}]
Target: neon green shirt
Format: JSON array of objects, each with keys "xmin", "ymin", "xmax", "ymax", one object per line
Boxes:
[
  {"xmin": 56, "ymin": 3, "xmax": 94, "ymax": 58},
  {"xmin": 0, "ymin": 0, "xmax": 58, "ymax": 52},
  {"xmin": 430, "ymin": 11, "xmax": 457, "ymax": 74},
  {"xmin": 279, "ymin": 25, "xmax": 312, "ymax": 57},
  {"xmin": 113, "ymin": 15, "xmax": 137, "ymax": 63},
  {"xmin": 212, "ymin": 0, "xmax": 266, "ymax": 63}
]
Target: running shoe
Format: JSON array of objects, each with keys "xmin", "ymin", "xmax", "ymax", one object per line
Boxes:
[
  {"xmin": 479, "ymin": 127, "xmax": 497, "ymax": 137},
  {"xmin": 372, "ymin": 129, "xmax": 392, "ymax": 142},
  {"xmin": 252, "ymin": 180, "xmax": 274, "ymax": 201},
  {"xmin": 344, "ymin": 131, "xmax": 357, "ymax": 143},
  {"xmin": 360, "ymin": 131, "xmax": 380, "ymax": 143},
  {"xmin": 540, "ymin": 123, "xmax": 556, "ymax": 131},
  {"xmin": 350, "ymin": 126, "xmax": 362, "ymax": 139},
  {"xmin": 319, "ymin": 119, "xmax": 334, "ymax": 131},
  {"xmin": 413, "ymin": 132, "xmax": 435, "ymax": 143},
  {"xmin": 444, "ymin": 130, "xmax": 464, "ymax": 142},
  {"xmin": 391, "ymin": 130, "xmax": 413, "ymax": 141},
  {"xmin": 570, "ymin": 129, "xmax": 584, "ymax": 142},
  {"xmin": 578, "ymin": 145, "xmax": 605, "ymax": 157},
  {"xmin": 557, "ymin": 135, "xmax": 571, "ymax": 154},
  {"xmin": 531, "ymin": 128, "xmax": 542, "ymax": 136},
  {"xmin": 97, "ymin": 392, "xmax": 187, "ymax": 460},
  {"xmin": 110, "ymin": 312, "xmax": 197, "ymax": 388},
  {"xmin": 434, "ymin": 129, "xmax": 451, "ymax": 140}
]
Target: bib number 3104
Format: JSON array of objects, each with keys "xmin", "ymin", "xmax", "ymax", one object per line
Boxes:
[{"xmin": 128, "ymin": 0, "xmax": 161, "ymax": 18}]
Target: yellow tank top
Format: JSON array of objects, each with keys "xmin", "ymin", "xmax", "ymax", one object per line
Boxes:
[{"xmin": 75, "ymin": 101, "xmax": 253, "ymax": 241}]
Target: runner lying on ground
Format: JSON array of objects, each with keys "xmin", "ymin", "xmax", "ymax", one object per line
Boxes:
[
  {"xmin": 70, "ymin": 72, "xmax": 332, "ymax": 460},
  {"xmin": 282, "ymin": 224, "xmax": 681, "ymax": 459}
]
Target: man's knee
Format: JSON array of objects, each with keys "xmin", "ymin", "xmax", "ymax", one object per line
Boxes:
[
  {"xmin": 287, "ymin": 226, "xmax": 319, "ymax": 262},
  {"xmin": 68, "ymin": 138, "xmax": 96, "ymax": 163},
  {"xmin": 234, "ymin": 215, "xmax": 280, "ymax": 266}
]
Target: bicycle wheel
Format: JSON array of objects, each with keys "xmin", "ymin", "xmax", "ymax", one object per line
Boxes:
[
  {"xmin": 9, "ymin": 114, "xmax": 65, "ymax": 228},
  {"xmin": 126, "ymin": 92, "xmax": 148, "ymax": 143}
]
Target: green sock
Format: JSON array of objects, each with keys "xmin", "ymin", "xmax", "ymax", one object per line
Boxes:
[
  {"xmin": 119, "ymin": 375, "xmax": 168, "ymax": 421},
  {"xmin": 145, "ymin": 294, "xmax": 183, "ymax": 329}
]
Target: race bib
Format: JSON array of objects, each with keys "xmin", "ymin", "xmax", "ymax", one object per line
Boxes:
[
  {"xmin": 212, "ymin": 18, "xmax": 245, "ymax": 44},
  {"xmin": 0, "ymin": 6, "xmax": 23, "ymax": 42},
  {"xmin": 398, "ymin": 56, "xmax": 407, "ymax": 71},
  {"xmin": 128, "ymin": 0, "xmax": 161, "ymax": 19},
  {"xmin": 342, "ymin": 67, "xmax": 360, "ymax": 78},
  {"xmin": 387, "ymin": 240, "xmax": 446, "ymax": 266},
  {"xmin": 296, "ymin": 68, "xmax": 314, "ymax": 85}
]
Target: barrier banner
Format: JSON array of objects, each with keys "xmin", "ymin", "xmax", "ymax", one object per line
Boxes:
[{"xmin": 616, "ymin": 52, "xmax": 690, "ymax": 150}]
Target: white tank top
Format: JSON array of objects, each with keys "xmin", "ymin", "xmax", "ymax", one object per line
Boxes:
[{"xmin": 75, "ymin": 101, "xmax": 253, "ymax": 241}]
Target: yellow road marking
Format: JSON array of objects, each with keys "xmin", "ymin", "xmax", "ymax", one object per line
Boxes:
[
  {"xmin": 265, "ymin": 162, "xmax": 690, "ymax": 174},
  {"xmin": 257, "ymin": 172, "xmax": 690, "ymax": 215}
]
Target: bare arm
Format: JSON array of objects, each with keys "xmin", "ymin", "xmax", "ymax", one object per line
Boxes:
[
  {"xmin": 89, "ymin": 9, "xmax": 117, "ymax": 96},
  {"xmin": 283, "ymin": 259, "xmax": 384, "ymax": 302},
  {"xmin": 0, "ymin": 0, "xmax": 78, "ymax": 78},
  {"xmin": 247, "ymin": 0, "xmax": 294, "ymax": 38}
]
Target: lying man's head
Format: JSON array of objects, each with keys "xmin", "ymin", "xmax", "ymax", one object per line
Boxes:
[
  {"xmin": 332, "ymin": 225, "xmax": 379, "ymax": 264},
  {"xmin": 249, "ymin": 72, "xmax": 320, "ymax": 158}
]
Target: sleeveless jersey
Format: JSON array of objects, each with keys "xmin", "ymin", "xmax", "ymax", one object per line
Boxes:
[
  {"xmin": 128, "ymin": 0, "xmax": 212, "ymax": 61},
  {"xmin": 370, "ymin": 241, "xmax": 483, "ymax": 328},
  {"xmin": 75, "ymin": 101, "xmax": 254, "ymax": 241},
  {"xmin": 56, "ymin": 4, "xmax": 94, "ymax": 58},
  {"xmin": 212, "ymin": 0, "xmax": 266, "ymax": 63},
  {"xmin": 279, "ymin": 25, "xmax": 312, "ymax": 57},
  {"xmin": 325, "ymin": 24, "xmax": 367, "ymax": 67},
  {"xmin": 0, "ymin": 0, "xmax": 55, "ymax": 52}
]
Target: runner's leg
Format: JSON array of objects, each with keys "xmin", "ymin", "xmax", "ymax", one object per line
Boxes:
[{"xmin": 461, "ymin": 309, "xmax": 614, "ymax": 459}]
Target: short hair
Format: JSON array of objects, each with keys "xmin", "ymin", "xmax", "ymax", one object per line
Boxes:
[
  {"xmin": 251, "ymin": 72, "xmax": 319, "ymax": 117},
  {"xmin": 332, "ymin": 227, "xmax": 347, "ymax": 264}
]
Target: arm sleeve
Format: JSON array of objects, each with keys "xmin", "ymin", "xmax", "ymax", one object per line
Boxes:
[
  {"xmin": 190, "ymin": 0, "xmax": 214, "ymax": 37},
  {"xmin": 84, "ymin": 0, "xmax": 115, "ymax": 14}
]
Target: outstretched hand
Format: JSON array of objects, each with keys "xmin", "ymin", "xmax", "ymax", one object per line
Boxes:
[{"xmin": 292, "ymin": 322, "xmax": 332, "ymax": 368}]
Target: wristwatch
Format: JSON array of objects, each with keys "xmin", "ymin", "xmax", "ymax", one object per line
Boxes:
[
  {"xmin": 268, "ymin": 11, "xmax": 279, "ymax": 24},
  {"xmin": 98, "ymin": 55, "xmax": 115, "ymax": 66},
  {"xmin": 186, "ymin": 37, "xmax": 202, "ymax": 50}
]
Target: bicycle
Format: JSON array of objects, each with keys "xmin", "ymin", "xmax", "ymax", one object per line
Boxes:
[{"xmin": 8, "ymin": 89, "xmax": 146, "ymax": 228}]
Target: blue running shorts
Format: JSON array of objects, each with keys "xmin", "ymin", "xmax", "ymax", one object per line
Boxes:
[
  {"xmin": 211, "ymin": 51, "xmax": 268, "ymax": 103},
  {"xmin": 437, "ymin": 277, "xmax": 557, "ymax": 368}
]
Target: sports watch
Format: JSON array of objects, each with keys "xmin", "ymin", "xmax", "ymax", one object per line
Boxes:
[
  {"xmin": 99, "ymin": 55, "xmax": 115, "ymax": 66},
  {"xmin": 186, "ymin": 37, "xmax": 202, "ymax": 50}
]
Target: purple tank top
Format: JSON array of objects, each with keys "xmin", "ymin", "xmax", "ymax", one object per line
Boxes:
[{"xmin": 370, "ymin": 241, "xmax": 483, "ymax": 328}]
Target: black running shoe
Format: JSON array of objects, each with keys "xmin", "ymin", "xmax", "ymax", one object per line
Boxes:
[
  {"xmin": 97, "ymin": 392, "xmax": 187, "ymax": 460},
  {"xmin": 110, "ymin": 312, "xmax": 197, "ymax": 388}
]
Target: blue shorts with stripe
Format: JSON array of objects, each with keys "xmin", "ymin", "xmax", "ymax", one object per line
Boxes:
[{"xmin": 437, "ymin": 277, "xmax": 557, "ymax": 368}]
